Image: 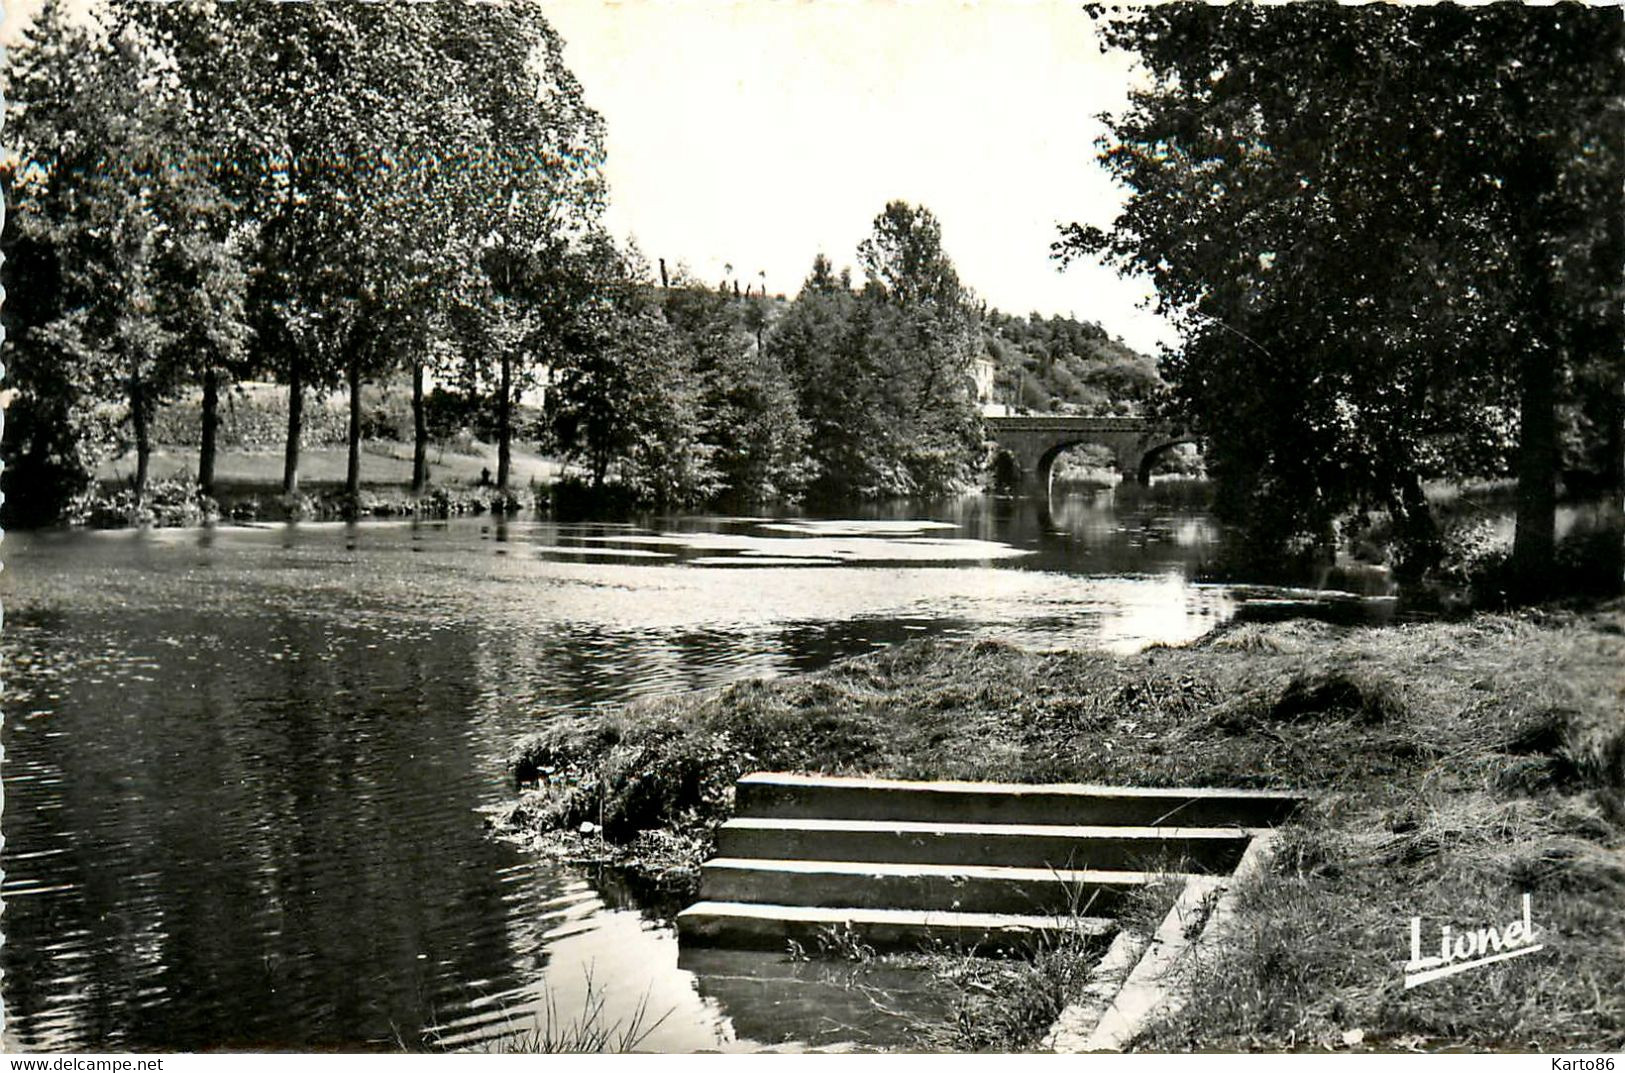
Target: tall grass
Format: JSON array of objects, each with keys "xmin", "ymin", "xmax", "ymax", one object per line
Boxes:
[
  {"xmin": 930, "ymin": 917, "xmax": 1112, "ymax": 1051},
  {"xmin": 486, "ymin": 970, "xmax": 673, "ymax": 1054}
]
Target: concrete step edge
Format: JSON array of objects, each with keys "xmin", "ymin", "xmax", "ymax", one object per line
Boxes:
[
  {"xmin": 700, "ymin": 858, "xmax": 1172, "ymax": 885},
  {"xmin": 738, "ymin": 771, "xmax": 1305, "ymax": 803},
  {"xmin": 719, "ymin": 817, "xmax": 1252, "ymax": 839},
  {"xmin": 676, "ymin": 900, "xmax": 1117, "ymax": 934}
]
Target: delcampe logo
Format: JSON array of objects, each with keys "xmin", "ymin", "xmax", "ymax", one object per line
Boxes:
[{"xmin": 1404, "ymin": 893, "xmax": 1544, "ymax": 989}]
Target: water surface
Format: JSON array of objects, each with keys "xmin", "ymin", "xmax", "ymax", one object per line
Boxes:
[{"xmin": 0, "ymin": 490, "xmax": 1382, "ymax": 1051}]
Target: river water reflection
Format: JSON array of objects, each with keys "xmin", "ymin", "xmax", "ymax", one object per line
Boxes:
[{"xmin": 0, "ymin": 487, "xmax": 1383, "ymax": 1051}]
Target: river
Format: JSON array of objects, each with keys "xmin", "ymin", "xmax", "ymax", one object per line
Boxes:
[{"xmin": 1, "ymin": 486, "xmax": 1394, "ymax": 1051}]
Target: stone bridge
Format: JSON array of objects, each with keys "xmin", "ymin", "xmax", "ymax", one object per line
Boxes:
[{"xmin": 984, "ymin": 415, "xmax": 1196, "ymax": 495}]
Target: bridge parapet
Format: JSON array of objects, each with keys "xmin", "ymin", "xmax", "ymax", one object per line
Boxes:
[{"xmin": 984, "ymin": 415, "xmax": 1155, "ymax": 434}]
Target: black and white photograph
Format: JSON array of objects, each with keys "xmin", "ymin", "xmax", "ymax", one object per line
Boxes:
[{"xmin": 0, "ymin": 0, "xmax": 1620, "ymax": 1058}]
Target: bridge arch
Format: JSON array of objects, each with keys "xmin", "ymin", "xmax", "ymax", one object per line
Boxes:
[
  {"xmin": 1134, "ymin": 438, "xmax": 1202, "ymax": 485},
  {"xmin": 1034, "ymin": 438, "xmax": 1128, "ymax": 492}
]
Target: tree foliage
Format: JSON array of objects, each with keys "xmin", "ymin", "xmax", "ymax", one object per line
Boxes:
[
  {"xmin": 661, "ymin": 278, "xmax": 811, "ymax": 503},
  {"xmin": 2, "ymin": 1, "xmax": 617, "ymax": 519},
  {"xmin": 134, "ymin": 1, "xmax": 607, "ymax": 499},
  {"xmin": 1061, "ymin": 2, "xmax": 1624, "ymax": 581},
  {"xmin": 4, "ymin": 6, "xmax": 1179, "ymax": 523},
  {"xmin": 544, "ymin": 244, "xmax": 718, "ymax": 506},
  {"xmin": 774, "ymin": 204, "xmax": 984, "ymax": 502},
  {"xmin": 548, "ymin": 203, "xmax": 988, "ymax": 508},
  {"xmin": 2, "ymin": 1, "xmax": 250, "ymax": 518}
]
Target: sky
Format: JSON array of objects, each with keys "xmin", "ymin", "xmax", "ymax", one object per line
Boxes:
[
  {"xmin": 0, "ymin": 0, "xmax": 1177, "ymax": 353},
  {"xmin": 541, "ymin": 0, "xmax": 1174, "ymax": 352}
]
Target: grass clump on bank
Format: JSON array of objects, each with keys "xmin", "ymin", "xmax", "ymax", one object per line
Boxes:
[
  {"xmin": 929, "ymin": 925, "xmax": 1109, "ymax": 1051},
  {"xmin": 501, "ymin": 601, "xmax": 1625, "ymax": 1051}
]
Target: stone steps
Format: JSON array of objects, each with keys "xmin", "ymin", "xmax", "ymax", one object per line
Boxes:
[
  {"xmin": 677, "ymin": 901, "xmax": 1116, "ymax": 951},
  {"xmin": 715, "ymin": 817, "xmax": 1251, "ymax": 873},
  {"xmin": 736, "ymin": 771, "xmax": 1301, "ymax": 828},
  {"xmin": 676, "ymin": 771, "xmax": 1299, "ymax": 952}
]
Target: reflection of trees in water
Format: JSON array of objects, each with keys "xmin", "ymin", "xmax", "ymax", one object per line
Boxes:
[
  {"xmin": 3, "ymin": 612, "xmax": 529, "ymax": 1049},
  {"xmin": 465, "ymin": 622, "xmax": 796, "ymax": 720},
  {"xmin": 585, "ymin": 864, "xmax": 695, "ymax": 922}
]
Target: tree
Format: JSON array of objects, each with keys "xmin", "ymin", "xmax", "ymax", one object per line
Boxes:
[
  {"xmin": 546, "ymin": 244, "xmax": 719, "ymax": 506},
  {"xmin": 138, "ymin": 5, "xmax": 418, "ymax": 496},
  {"xmin": 1, "ymin": 0, "xmax": 109, "ymax": 523},
  {"xmin": 137, "ymin": 2, "xmax": 606, "ymax": 502},
  {"xmin": 775, "ymin": 218, "xmax": 983, "ymax": 503},
  {"xmin": 858, "ymin": 201, "xmax": 964, "ymax": 312},
  {"xmin": 662, "ymin": 277, "xmax": 810, "ymax": 503},
  {"xmin": 802, "ymin": 253, "xmax": 848, "ymax": 295},
  {"xmin": 444, "ymin": 3, "xmax": 606, "ymax": 492},
  {"xmin": 856, "ymin": 202, "xmax": 984, "ymax": 496},
  {"xmin": 1062, "ymin": 3, "xmax": 1624, "ymax": 584},
  {"xmin": 2, "ymin": 2, "xmax": 249, "ymax": 512}
]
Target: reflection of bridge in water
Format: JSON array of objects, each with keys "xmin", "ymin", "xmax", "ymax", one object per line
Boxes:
[{"xmin": 983, "ymin": 415, "xmax": 1196, "ymax": 495}]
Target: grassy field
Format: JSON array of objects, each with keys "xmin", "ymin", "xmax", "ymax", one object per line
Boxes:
[
  {"xmin": 95, "ymin": 440, "xmax": 564, "ymax": 491},
  {"xmin": 501, "ymin": 601, "xmax": 1625, "ymax": 1051}
]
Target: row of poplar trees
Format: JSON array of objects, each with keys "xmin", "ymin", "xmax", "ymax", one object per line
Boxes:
[{"xmin": 3, "ymin": 0, "xmax": 607, "ymax": 523}]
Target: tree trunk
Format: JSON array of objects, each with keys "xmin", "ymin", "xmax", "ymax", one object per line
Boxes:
[
  {"xmin": 1512, "ymin": 344, "xmax": 1559, "ymax": 595},
  {"xmin": 412, "ymin": 359, "xmax": 428, "ymax": 495},
  {"xmin": 1604, "ymin": 377, "xmax": 1625, "ymax": 500},
  {"xmin": 497, "ymin": 348, "xmax": 512, "ymax": 490},
  {"xmin": 1392, "ymin": 471, "xmax": 1442, "ymax": 583},
  {"xmin": 345, "ymin": 355, "xmax": 362, "ymax": 503},
  {"xmin": 199, "ymin": 366, "xmax": 219, "ymax": 497},
  {"xmin": 283, "ymin": 362, "xmax": 303, "ymax": 496},
  {"xmin": 131, "ymin": 375, "xmax": 150, "ymax": 506},
  {"xmin": 1602, "ymin": 382, "xmax": 1625, "ymax": 598}
]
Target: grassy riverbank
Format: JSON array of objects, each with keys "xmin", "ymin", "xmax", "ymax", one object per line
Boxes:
[
  {"xmin": 501, "ymin": 601, "xmax": 1625, "ymax": 1052},
  {"xmin": 74, "ymin": 441, "xmax": 563, "ymax": 526}
]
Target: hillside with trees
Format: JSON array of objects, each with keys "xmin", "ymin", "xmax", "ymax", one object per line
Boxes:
[{"xmin": 982, "ymin": 311, "xmax": 1165, "ymax": 416}]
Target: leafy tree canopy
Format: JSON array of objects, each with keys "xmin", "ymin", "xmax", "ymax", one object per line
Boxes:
[{"xmin": 1060, "ymin": 2, "xmax": 1624, "ymax": 580}]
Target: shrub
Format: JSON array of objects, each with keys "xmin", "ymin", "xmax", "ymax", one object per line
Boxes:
[
  {"xmin": 1433, "ymin": 517, "xmax": 1513, "ymax": 588},
  {"xmin": 66, "ymin": 476, "xmax": 219, "ymax": 528},
  {"xmin": 150, "ymin": 385, "xmax": 349, "ymax": 448}
]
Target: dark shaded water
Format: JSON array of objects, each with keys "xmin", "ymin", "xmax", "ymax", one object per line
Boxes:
[{"xmin": 0, "ymin": 488, "xmax": 1392, "ymax": 1051}]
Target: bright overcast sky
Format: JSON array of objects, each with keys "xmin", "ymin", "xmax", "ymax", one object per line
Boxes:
[
  {"xmin": 1, "ymin": 0, "xmax": 1177, "ymax": 353},
  {"xmin": 544, "ymin": 0, "xmax": 1174, "ymax": 353}
]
